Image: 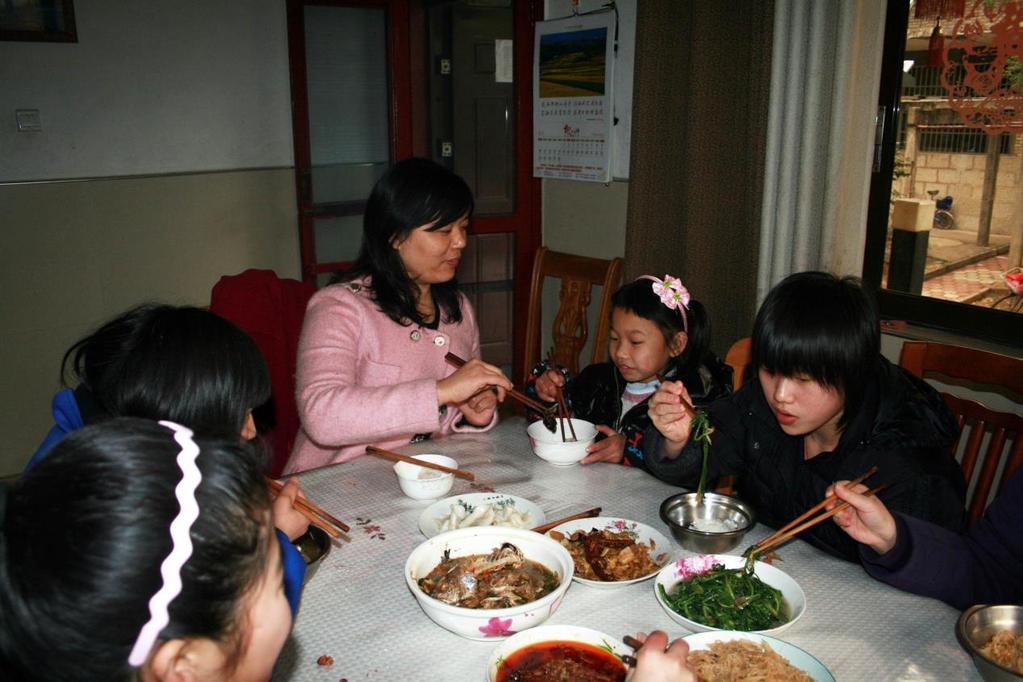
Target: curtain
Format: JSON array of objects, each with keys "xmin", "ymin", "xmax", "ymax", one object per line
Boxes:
[{"xmin": 757, "ymin": 0, "xmax": 886, "ymax": 301}]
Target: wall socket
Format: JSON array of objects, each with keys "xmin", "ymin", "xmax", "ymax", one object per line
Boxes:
[{"xmin": 16, "ymin": 109, "xmax": 42, "ymax": 132}]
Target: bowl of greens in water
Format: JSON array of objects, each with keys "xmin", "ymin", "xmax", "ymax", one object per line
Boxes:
[{"xmin": 654, "ymin": 554, "xmax": 805, "ymax": 635}]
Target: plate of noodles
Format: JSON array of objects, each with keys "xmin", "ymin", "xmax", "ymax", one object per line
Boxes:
[
  {"xmin": 546, "ymin": 517, "xmax": 673, "ymax": 589},
  {"xmin": 683, "ymin": 631, "xmax": 835, "ymax": 682},
  {"xmin": 418, "ymin": 493, "xmax": 545, "ymax": 538}
]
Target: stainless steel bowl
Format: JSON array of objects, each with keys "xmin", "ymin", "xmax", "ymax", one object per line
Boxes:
[
  {"xmin": 293, "ymin": 525, "xmax": 331, "ymax": 585},
  {"xmin": 659, "ymin": 491, "xmax": 756, "ymax": 554},
  {"xmin": 956, "ymin": 604, "xmax": 1023, "ymax": 681}
]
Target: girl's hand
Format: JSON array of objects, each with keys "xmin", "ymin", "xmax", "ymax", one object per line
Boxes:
[
  {"xmin": 458, "ymin": 387, "xmax": 499, "ymax": 426},
  {"xmin": 580, "ymin": 425, "xmax": 625, "ymax": 464},
  {"xmin": 625, "ymin": 631, "xmax": 696, "ymax": 682},
  {"xmin": 648, "ymin": 380, "xmax": 694, "ymax": 458},
  {"xmin": 533, "ymin": 369, "xmax": 565, "ymax": 403},
  {"xmin": 271, "ymin": 477, "xmax": 310, "ymax": 541},
  {"xmin": 437, "ymin": 358, "xmax": 511, "ymax": 407},
  {"xmin": 829, "ymin": 481, "xmax": 898, "ymax": 555}
]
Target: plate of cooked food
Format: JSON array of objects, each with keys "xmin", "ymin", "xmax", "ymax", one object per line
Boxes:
[
  {"xmin": 418, "ymin": 493, "xmax": 545, "ymax": 538},
  {"xmin": 683, "ymin": 631, "xmax": 835, "ymax": 681},
  {"xmin": 546, "ymin": 517, "xmax": 673, "ymax": 588}
]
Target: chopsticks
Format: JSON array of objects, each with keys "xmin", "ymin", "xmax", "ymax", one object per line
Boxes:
[
  {"xmin": 365, "ymin": 445, "xmax": 475, "ymax": 481},
  {"xmin": 265, "ymin": 477, "xmax": 350, "ymax": 538},
  {"xmin": 621, "ymin": 634, "xmax": 643, "ymax": 667},
  {"xmin": 655, "ymin": 373, "xmax": 698, "ymax": 419},
  {"xmin": 748, "ymin": 466, "xmax": 884, "ymax": 556},
  {"xmin": 444, "ymin": 352, "xmax": 552, "ymax": 415},
  {"xmin": 546, "ymin": 348, "xmax": 577, "ymax": 443},
  {"xmin": 530, "ymin": 506, "xmax": 601, "ymax": 534}
]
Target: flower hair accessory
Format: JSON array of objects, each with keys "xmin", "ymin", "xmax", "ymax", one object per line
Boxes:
[
  {"xmin": 127, "ymin": 421, "xmax": 202, "ymax": 667},
  {"xmin": 637, "ymin": 274, "xmax": 690, "ymax": 331}
]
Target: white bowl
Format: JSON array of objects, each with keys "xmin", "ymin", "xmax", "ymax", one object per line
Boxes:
[
  {"xmin": 654, "ymin": 554, "xmax": 806, "ymax": 635},
  {"xmin": 546, "ymin": 517, "xmax": 674, "ymax": 588},
  {"xmin": 683, "ymin": 631, "xmax": 835, "ymax": 681},
  {"xmin": 526, "ymin": 418, "xmax": 597, "ymax": 466},
  {"xmin": 487, "ymin": 624, "xmax": 630, "ymax": 681},
  {"xmin": 393, "ymin": 454, "xmax": 456, "ymax": 500},
  {"xmin": 405, "ymin": 526, "xmax": 574, "ymax": 640},
  {"xmin": 418, "ymin": 493, "xmax": 546, "ymax": 538}
]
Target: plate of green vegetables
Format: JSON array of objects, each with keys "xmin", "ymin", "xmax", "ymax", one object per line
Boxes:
[{"xmin": 654, "ymin": 554, "xmax": 805, "ymax": 635}]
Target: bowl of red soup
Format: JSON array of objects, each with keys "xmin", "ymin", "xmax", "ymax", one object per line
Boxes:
[{"xmin": 487, "ymin": 625, "xmax": 631, "ymax": 681}]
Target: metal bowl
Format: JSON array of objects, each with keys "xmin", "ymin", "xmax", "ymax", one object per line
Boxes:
[
  {"xmin": 659, "ymin": 491, "xmax": 756, "ymax": 554},
  {"xmin": 956, "ymin": 604, "xmax": 1023, "ymax": 681},
  {"xmin": 293, "ymin": 525, "xmax": 331, "ymax": 585}
]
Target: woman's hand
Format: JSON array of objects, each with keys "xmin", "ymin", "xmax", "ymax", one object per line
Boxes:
[
  {"xmin": 458, "ymin": 386, "xmax": 500, "ymax": 426},
  {"xmin": 647, "ymin": 380, "xmax": 694, "ymax": 458},
  {"xmin": 625, "ymin": 631, "xmax": 696, "ymax": 682},
  {"xmin": 829, "ymin": 481, "xmax": 898, "ymax": 555},
  {"xmin": 437, "ymin": 358, "xmax": 512, "ymax": 407},
  {"xmin": 533, "ymin": 368, "xmax": 565, "ymax": 403},
  {"xmin": 271, "ymin": 477, "xmax": 310, "ymax": 541},
  {"xmin": 580, "ymin": 425, "xmax": 626, "ymax": 464}
]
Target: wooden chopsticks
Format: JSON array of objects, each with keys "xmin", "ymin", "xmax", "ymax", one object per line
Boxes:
[
  {"xmin": 546, "ymin": 348, "xmax": 577, "ymax": 442},
  {"xmin": 748, "ymin": 466, "xmax": 883, "ymax": 556},
  {"xmin": 621, "ymin": 634, "xmax": 643, "ymax": 667},
  {"xmin": 530, "ymin": 506, "xmax": 601, "ymax": 534},
  {"xmin": 655, "ymin": 373, "xmax": 698, "ymax": 419},
  {"xmin": 265, "ymin": 477, "xmax": 350, "ymax": 538},
  {"xmin": 365, "ymin": 445, "xmax": 475, "ymax": 481},
  {"xmin": 444, "ymin": 352, "xmax": 551, "ymax": 415}
]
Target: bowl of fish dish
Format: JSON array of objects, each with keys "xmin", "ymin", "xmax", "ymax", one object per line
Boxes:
[{"xmin": 405, "ymin": 525, "xmax": 574, "ymax": 640}]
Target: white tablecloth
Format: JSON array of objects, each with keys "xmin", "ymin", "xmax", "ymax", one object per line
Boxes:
[{"xmin": 273, "ymin": 417, "xmax": 978, "ymax": 681}]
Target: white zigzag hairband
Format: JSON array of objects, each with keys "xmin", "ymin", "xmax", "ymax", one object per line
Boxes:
[
  {"xmin": 127, "ymin": 421, "xmax": 202, "ymax": 667},
  {"xmin": 636, "ymin": 274, "xmax": 690, "ymax": 332}
]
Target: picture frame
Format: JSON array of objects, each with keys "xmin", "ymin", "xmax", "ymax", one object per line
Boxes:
[{"xmin": 0, "ymin": 0, "xmax": 77, "ymax": 43}]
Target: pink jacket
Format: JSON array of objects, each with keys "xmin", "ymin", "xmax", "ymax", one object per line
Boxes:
[{"xmin": 283, "ymin": 279, "xmax": 495, "ymax": 473}]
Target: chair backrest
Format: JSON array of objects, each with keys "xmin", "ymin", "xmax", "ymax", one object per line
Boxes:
[
  {"xmin": 725, "ymin": 336, "xmax": 752, "ymax": 391},
  {"xmin": 898, "ymin": 340, "xmax": 1023, "ymax": 524},
  {"xmin": 522, "ymin": 246, "xmax": 624, "ymax": 383},
  {"xmin": 210, "ymin": 269, "xmax": 316, "ymax": 477}
]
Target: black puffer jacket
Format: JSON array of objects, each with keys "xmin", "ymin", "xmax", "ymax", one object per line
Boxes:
[
  {"xmin": 527, "ymin": 356, "xmax": 731, "ymax": 471},
  {"xmin": 644, "ymin": 356, "xmax": 966, "ymax": 561}
]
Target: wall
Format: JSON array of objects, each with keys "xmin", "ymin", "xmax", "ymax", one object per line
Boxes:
[{"xmin": 0, "ymin": 1, "xmax": 300, "ymax": 475}]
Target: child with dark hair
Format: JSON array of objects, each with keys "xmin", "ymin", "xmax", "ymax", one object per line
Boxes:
[
  {"xmin": 1, "ymin": 419, "xmax": 291, "ymax": 681},
  {"xmin": 26, "ymin": 304, "xmax": 310, "ymax": 612},
  {"xmin": 285, "ymin": 157, "xmax": 513, "ymax": 473},
  {"xmin": 647, "ymin": 271, "xmax": 966, "ymax": 561},
  {"xmin": 528, "ymin": 275, "xmax": 730, "ymax": 469}
]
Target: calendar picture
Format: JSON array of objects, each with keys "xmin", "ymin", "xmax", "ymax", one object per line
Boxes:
[{"xmin": 533, "ymin": 11, "xmax": 616, "ymax": 182}]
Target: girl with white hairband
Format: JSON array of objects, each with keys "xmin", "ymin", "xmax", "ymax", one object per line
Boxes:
[
  {"xmin": 1, "ymin": 418, "xmax": 291, "ymax": 681},
  {"xmin": 528, "ymin": 275, "xmax": 731, "ymax": 470}
]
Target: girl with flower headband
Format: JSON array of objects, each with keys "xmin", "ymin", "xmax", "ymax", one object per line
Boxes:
[
  {"xmin": 528, "ymin": 275, "xmax": 731, "ymax": 469},
  {"xmin": 1, "ymin": 419, "xmax": 291, "ymax": 681}
]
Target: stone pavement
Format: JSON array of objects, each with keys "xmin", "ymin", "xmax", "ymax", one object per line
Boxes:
[{"xmin": 921, "ymin": 229, "xmax": 1014, "ymax": 304}]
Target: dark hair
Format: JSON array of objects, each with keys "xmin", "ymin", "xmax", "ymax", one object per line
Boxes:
[
  {"xmin": 62, "ymin": 305, "xmax": 271, "ymax": 439},
  {"xmin": 752, "ymin": 271, "xmax": 880, "ymax": 430},
  {"xmin": 0, "ymin": 418, "xmax": 270, "ymax": 681},
  {"xmin": 610, "ymin": 278, "xmax": 711, "ymax": 377},
  {"xmin": 336, "ymin": 157, "xmax": 473, "ymax": 326}
]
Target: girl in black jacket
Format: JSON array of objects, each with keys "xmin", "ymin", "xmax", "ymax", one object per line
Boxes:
[
  {"xmin": 647, "ymin": 271, "xmax": 966, "ymax": 562},
  {"xmin": 528, "ymin": 276, "xmax": 731, "ymax": 471}
]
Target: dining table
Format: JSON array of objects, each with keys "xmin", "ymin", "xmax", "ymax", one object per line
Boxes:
[{"xmin": 272, "ymin": 416, "xmax": 980, "ymax": 681}]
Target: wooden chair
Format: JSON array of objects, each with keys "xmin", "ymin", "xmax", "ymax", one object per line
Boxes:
[
  {"xmin": 522, "ymin": 246, "xmax": 624, "ymax": 383},
  {"xmin": 898, "ymin": 340, "xmax": 1023, "ymax": 524},
  {"xmin": 725, "ymin": 336, "xmax": 752, "ymax": 391}
]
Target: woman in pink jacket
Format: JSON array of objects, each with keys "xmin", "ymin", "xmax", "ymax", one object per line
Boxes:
[{"xmin": 284, "ymin": 158, "xmax": 513, "ymax": 473}]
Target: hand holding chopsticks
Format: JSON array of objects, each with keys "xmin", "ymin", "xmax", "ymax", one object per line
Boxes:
[
  {"xmin": 546, "ymin": 348, "xmax": 577, "ymax": 442},
  {"xmin": 365, "ymin": 445, "xmax": 475, "ymax": 481},
  {"xmin": 265, "ymin": 477, "xmax": 350, "ymax": 539},
  {"xmin": 745, "ymin": 466, "xmax": 884, "ymax": 558},
  {"xmin": 621, "ymin": 632, "xmax": 691, "ymax": 674},
  {"xmin": 443, "ymin": 352, "xmax": 548, "ymax": 415}
]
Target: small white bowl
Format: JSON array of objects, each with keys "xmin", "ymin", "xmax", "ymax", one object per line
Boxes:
[
  {"xmin": 526, "ymin": 418, "xmax": 597, "ymax": 466},
  {"xmin": 487, "ymin": 624, "xmax": 630, "ymax": 681},
  {"xmin": 405, "ymin": 526, "xmax": 574, "ymax": 640},
  {"xmin": 393, "ymin": 454, "xmax": 456, "ymax": 500},
  {"xmin": 683, "ymin": 631, "xmax": 835, "ymax": 681},
  {"xmin": 654, "ymin": 554, "xmax": 806, "ymax": 635}
]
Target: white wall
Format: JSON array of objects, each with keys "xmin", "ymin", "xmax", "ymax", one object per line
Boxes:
[{"xmin": 0, "ymin": 0, "xmax": 294, "ymax": 181}]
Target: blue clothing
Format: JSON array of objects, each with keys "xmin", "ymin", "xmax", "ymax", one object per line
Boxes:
[
  {"xmin": 860, "ymin": 465, "xmax": 1023, "ymax": 609},
  {"xmin": 30, "ymin": 388, "xmax": 306, "ymax": 614},
  {"xmin": 24, "ymin": 388, "xmax": 84, "ymax": 473}
]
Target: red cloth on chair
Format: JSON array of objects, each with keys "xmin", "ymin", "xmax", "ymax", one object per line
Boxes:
[{"xmin": 210, "ymin": 269, "xmax": 316, "ymax": 477}]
